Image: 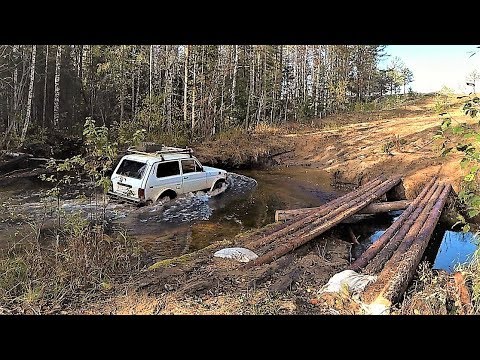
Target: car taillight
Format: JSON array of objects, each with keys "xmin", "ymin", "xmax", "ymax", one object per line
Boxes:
[{"xmin": 138, "ymin": 188, "xmax": 145, "ymax": 200}]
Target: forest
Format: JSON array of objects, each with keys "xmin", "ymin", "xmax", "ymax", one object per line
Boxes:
[{"xmin": 0, "ymin": 45, "xmax": 413, "ymax": 148}]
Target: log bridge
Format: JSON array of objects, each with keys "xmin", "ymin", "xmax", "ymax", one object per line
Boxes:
[{"xmin": 240, "ymin": 175, "xmax": 451, "ymax": 307}]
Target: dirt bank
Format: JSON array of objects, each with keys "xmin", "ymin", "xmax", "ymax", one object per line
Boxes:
[{"xmin": 198, "ymin": 94, "xmax": 472, "ymax": 198}]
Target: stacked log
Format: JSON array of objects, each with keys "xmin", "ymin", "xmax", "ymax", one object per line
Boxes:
[
  {"xmin": 243, "ymin": 176, "xmax": 387, "ymax": 250},
  {"xmin": 362, "ymin": 182, "xmax": 451, "ymax": 307},
  {"xmin": 244, "ymin": 176, "xmax": 402, "ymax": 268},
  {"xmin": 362, "ymin": 180, "xmax": 440, "ymax": 275},
  {"xmin": 348, "ymin": 177, "xmax": 436, "ymax": 272}
]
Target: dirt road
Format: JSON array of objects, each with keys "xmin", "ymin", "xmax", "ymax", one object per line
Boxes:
[
  {"xmin": 198, "ymin": 94, "xmax": 471, "ymax": 199},
  {"xmin": 275, "ymin": 95, "xmax": 474, "ymax": 198}
]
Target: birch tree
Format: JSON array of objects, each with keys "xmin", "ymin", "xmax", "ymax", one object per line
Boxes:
[
  {"xmin": 42, "ymin": 45, "xmax": 48, "ymax": 128},
  {"xmin": 20, "ymin": 45, "xmax": 36, "ymax": 144},
  {"xmin": 53, "ymin": 45, "xmax": 62, "ymax": 127}
]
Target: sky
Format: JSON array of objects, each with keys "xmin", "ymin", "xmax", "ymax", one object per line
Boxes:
[{"xmin": 382, "ymin": 45, "xmax": 480, "ymax": 94}]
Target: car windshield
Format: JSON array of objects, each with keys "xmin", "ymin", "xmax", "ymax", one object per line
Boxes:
[{"xmin": 116, "ymin": 159, "xmax": 147, "ymax": 179}]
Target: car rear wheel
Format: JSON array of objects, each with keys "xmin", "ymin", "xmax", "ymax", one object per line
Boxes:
[
  {"xmin": 157, "ymin": 194, "xmax": 172, "ymax": 205},
  {"xmin": 213, "ymin": 180, "xmax": 225, "ymax": 190}
]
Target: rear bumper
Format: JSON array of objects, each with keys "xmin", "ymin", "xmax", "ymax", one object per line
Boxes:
[{"xmin": 108, "ymin": 191, "xmax": 144, "ymax": 204}]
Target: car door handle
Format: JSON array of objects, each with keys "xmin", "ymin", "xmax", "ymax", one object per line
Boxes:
[{"xmin": 183, "ymin": 176, "xmax": 189, "ymax": 179}]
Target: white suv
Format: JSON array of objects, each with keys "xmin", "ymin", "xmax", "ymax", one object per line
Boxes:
[{"xmin": 108, "ymin": 146, "xmax": 228, "ymax": 204}]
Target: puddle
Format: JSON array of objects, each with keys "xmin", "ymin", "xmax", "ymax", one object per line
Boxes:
[{"xmin": 430, "ymin": 230, "xmax": 478, "ymax": 272}]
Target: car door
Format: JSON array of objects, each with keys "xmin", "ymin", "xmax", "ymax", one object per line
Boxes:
[
  {"xmin": 181, "ymin": 159, "xmax": 207, "ymax": 193},
  {"xmin": 147, "ymin": 160, "xmax": 183, "ymax": 198}
]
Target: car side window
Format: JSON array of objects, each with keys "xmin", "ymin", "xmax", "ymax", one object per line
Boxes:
[
  {"xmin": 181, "ymin": 159, "xmax": 197, "ymax": 174},
  {"xmin": 156, "ymin": 161, "xmax": 180, "ymax": 178}
]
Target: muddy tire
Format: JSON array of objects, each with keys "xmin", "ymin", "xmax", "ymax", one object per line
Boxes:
[
  {"xmin": 213, "ymin": 180, "xmax": 225, "ymax": 190},
  {"xmin": 158, "ymin": 194, "xmax": 172, "ymax": 204},
  {"xmin": 156, "ymin": 189, "xmax": 177, "ymax": 205}
]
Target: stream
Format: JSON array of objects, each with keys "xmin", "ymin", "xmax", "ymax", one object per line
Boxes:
[{"xmin": 0, "ymin": 166, "xmax": 477, "ymax": 271}]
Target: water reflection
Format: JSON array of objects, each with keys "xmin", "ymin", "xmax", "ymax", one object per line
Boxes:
[{"xmin": 433, "ymin": 231, "xmax": 478, "ymax": 272}]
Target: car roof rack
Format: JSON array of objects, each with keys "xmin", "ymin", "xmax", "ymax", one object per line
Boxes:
[{"xmin": 126, "ymin": 145, "xmax": 194, "ymax": 161}]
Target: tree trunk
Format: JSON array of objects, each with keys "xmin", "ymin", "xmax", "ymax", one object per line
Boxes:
[
  {"xmin": 10, "ymin": 45, "xmax": 20, "ymax": 135},
  {"xmin": 191, "ymin": 48, "xmax": 196, "ymax": 133},
  {"xmin": 120, "ymin": 48, "xmax": 125, "ymax": 124},
  {"xmin": 53, "ymin": 45, "xmax": 62, "ymax": 127},
  {"xmin": 231, "ymin": 45, "xmax": 238, "ymax": 116},
  {"xmin": 12, "ymin": 45, "xmax": 18, "ymax": 117},
  {"xmin": 42, "ymin": 45, "xmax": 48, "ymax": 128},
  {"xmin": 183, "ymin": 45, "xmax": 189, "ymax": 126},
  {"xmin": 245, "ymin": 47, "xmax": 254, "ymax": 130},
  {"xmin": 220, "ymin": 56, "xmax": 226, "ymax": 134},
  {"xmin": 131, "ymin": 58, "xmax": 135, "ymax": 120},
  {"xmin": 199, "ymin": 46, "xmax": 205, "ymax": 128},
  {"xmin": 271, "ymin": 47, "xmax": 278, "ymax": 123},
  {"xmin": 135, "ymin": 65, "xmax": 140, "ymax": 119},
  {"xmin": 149, "ymin": 44, "xmax": 153, "ymax": 131},
  {"xmin": 20, "ymin": 45, "xmax": 36, "ymax": 145},
  {"xmin": 164, "ymin": 45, "xmax": 173, "ymax": 132},
  {"xmin": 274, "ymin": 200, "xmax": 411, "ymax": 222}
]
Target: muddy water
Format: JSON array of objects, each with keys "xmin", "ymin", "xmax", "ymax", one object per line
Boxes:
[
  {"xmin": 115, "ymin": 167, "xmax": 344, "ymax": 261},
  {"xmin": 0, "ymin": 167, "xmax": 478, "ymax": 271},
  {"xmin": 0, "ymin": 167, "xmax": 343, "ymax": 262}
]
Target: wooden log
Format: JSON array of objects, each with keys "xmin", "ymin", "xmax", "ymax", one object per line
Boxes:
[
  {"xmin": 246, "ymin": 177, "xmax": 401, "ymax": 268},
  {"xmin": 363, "ymin": 181, "xmax": 440, "ymax": 275},
  {"xmin": 237, "ymin": 220, "xmax": 295, "ymax": 246},
  {"xmin": 269, "ymin": 267, "xmax": 302, "ymax": 293},
  {"xmin": 259, "ymin": 178, "xmax": 402, "ymax": 256},
  {"xmin": 275, "ymin": 200, "xmax": 412, "ymax": 222},
  {"xmin": 0, "ymin": 153, "xmax": 30, "ymax": 174},
  {"xmin": 364, "ymin": 184, "xmax": 451, "ymax": 307},
  {"xmin": 348, "ymin": 177, "xmax": 436, "ymax": 272},
  {"xmin": 241, "ymin": 176, "xmax": 386, "ymax": 248},
  {"xmin": 247, "ymin": 254, "xmax": 295, "ymax": 288},
  {"xmin": 253, "ymin": 177, "xmax": 402, "ymax": 265},
  {"xmin": 248, "ymin": 177, "xmax": 393, "ymax": 251},
  {"xmin": 245, "ymin": 176, "xmax": 386, "ymax": 250},
  {"xmin": 389, "ymin": 183, "xmax": 446, "ymax": 261},
  {"xmin": 270, "ymin": 177, "xmax": 402, "ymax": 252}
]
